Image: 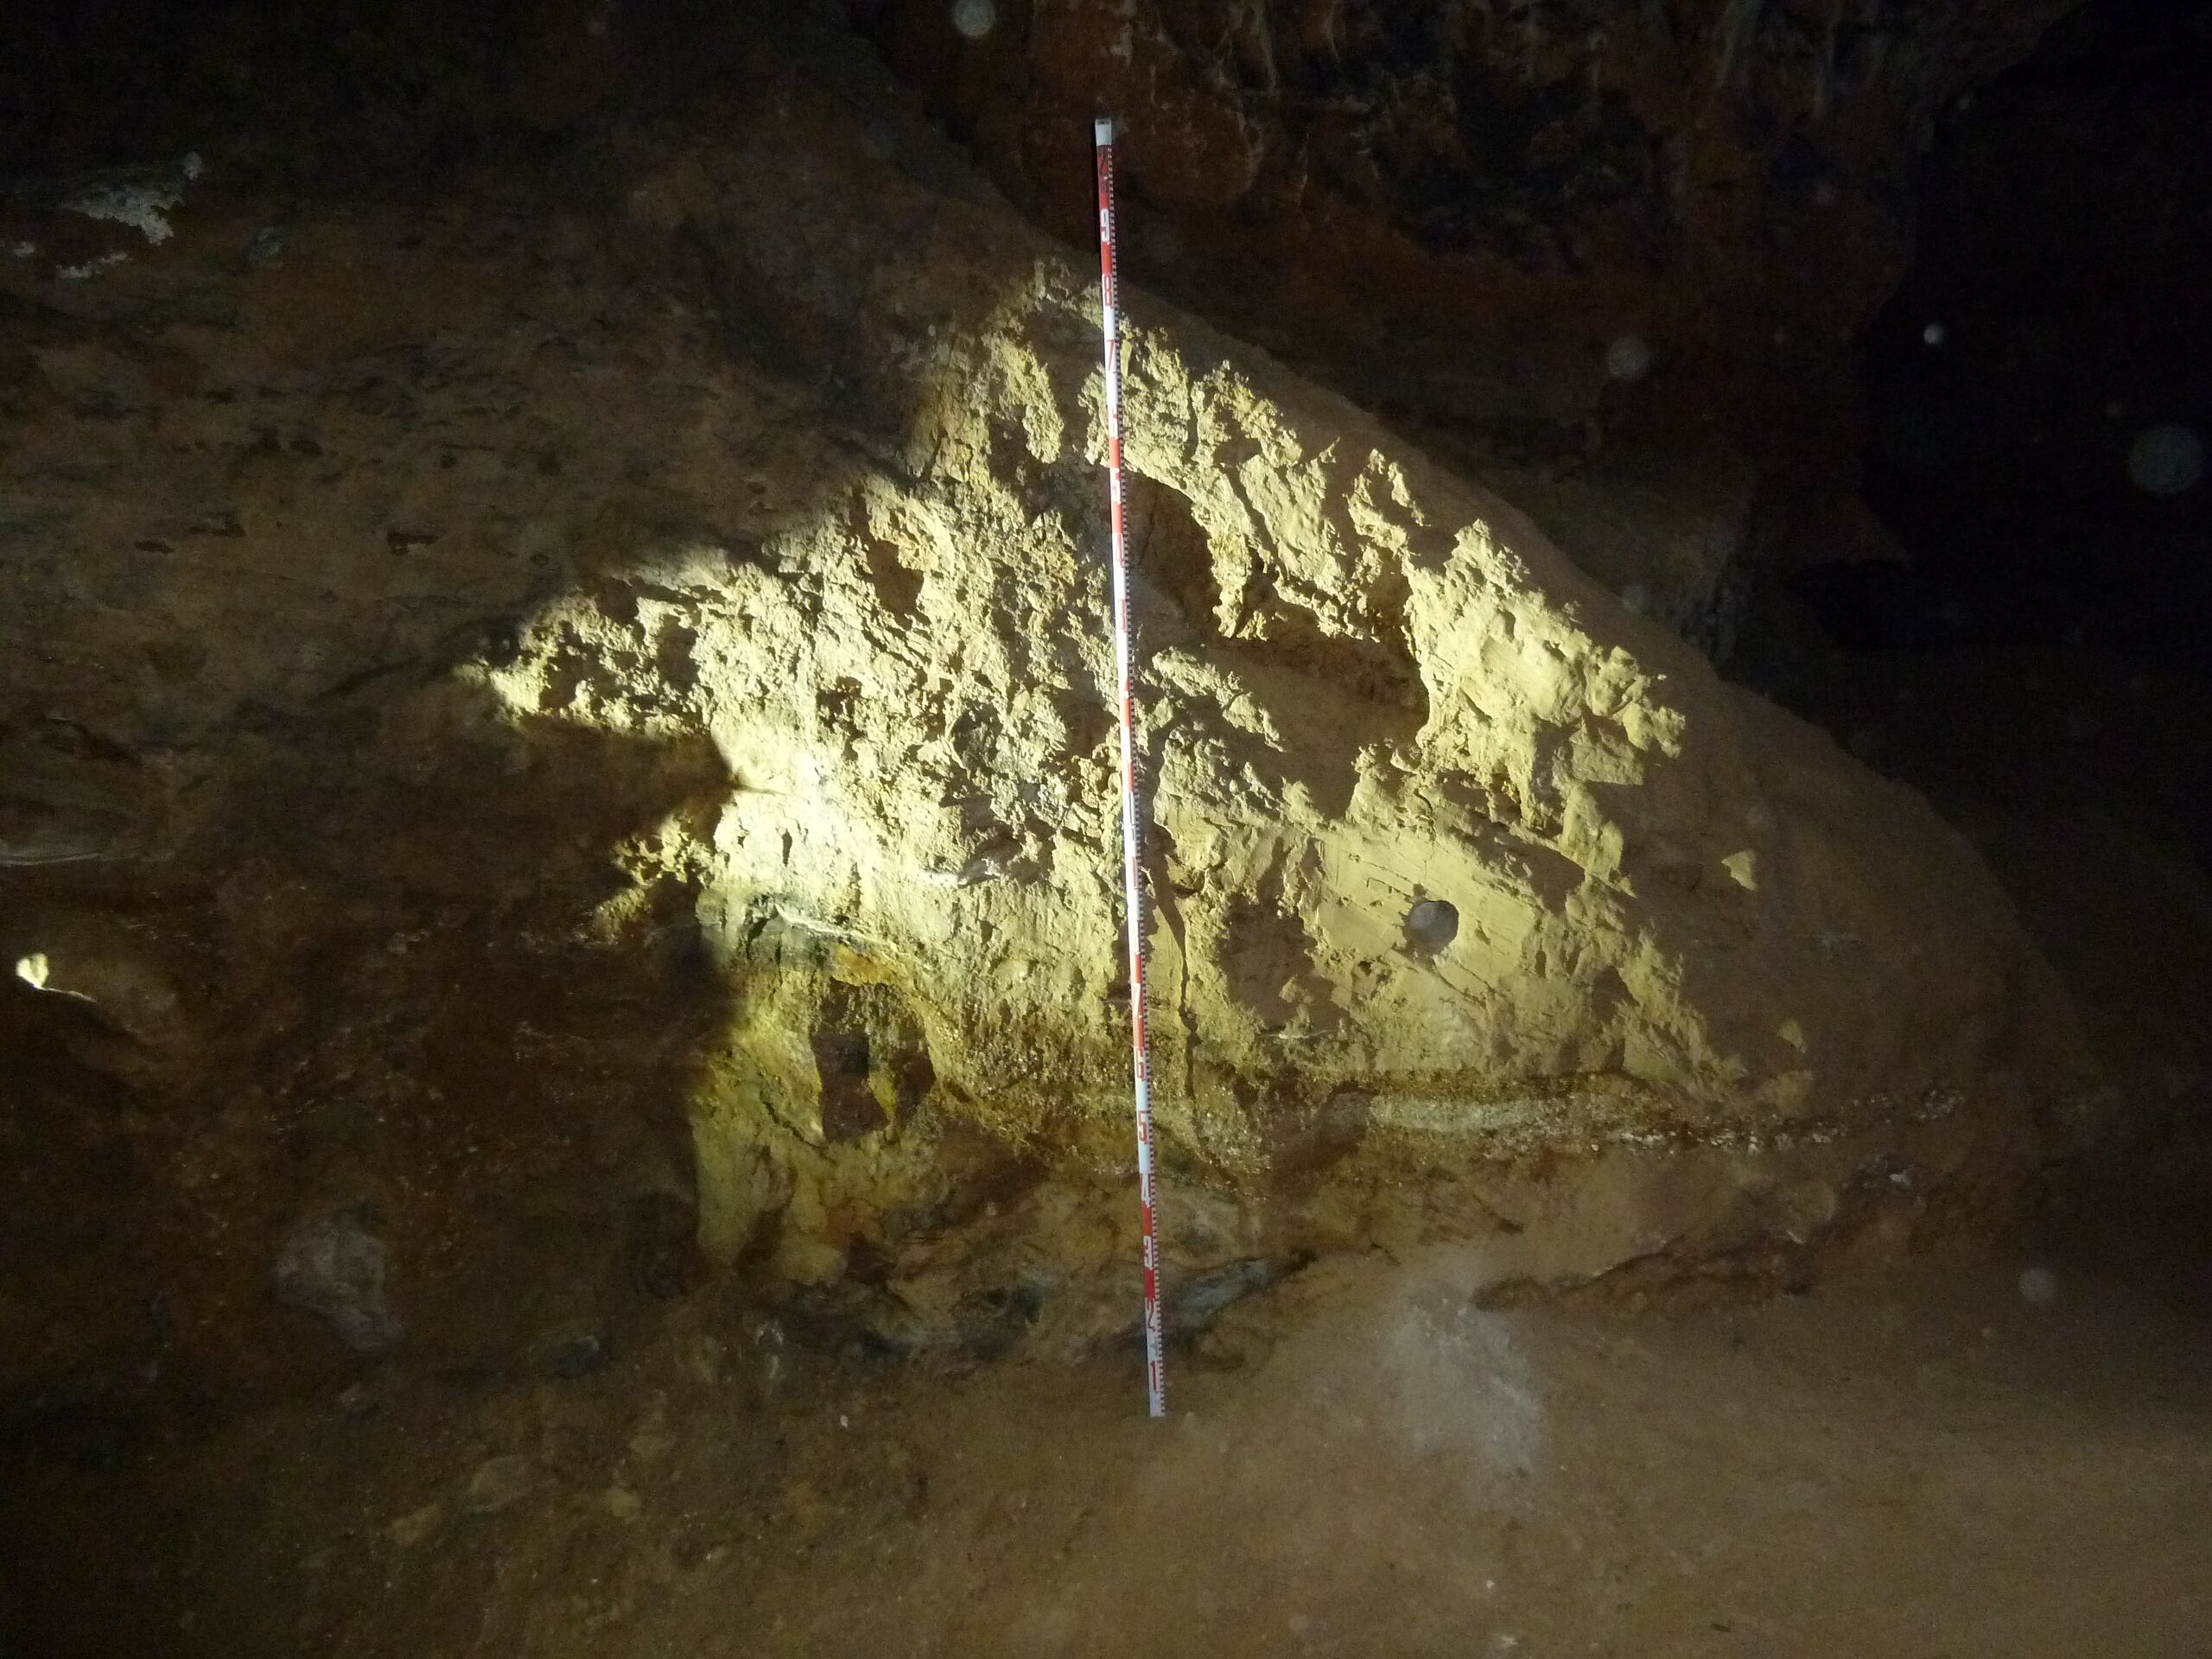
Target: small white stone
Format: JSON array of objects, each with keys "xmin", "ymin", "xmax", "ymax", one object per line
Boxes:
[
  {"xmin": 57, "ymin": 251, "xmax": 129, "ymax": 281},
  {"xmin": 1922, "ymin": 321, "xmax": 1947, "ymax": 347},
  {"xmin": 2018, "ymin": 1266, "xmax": 2061, "ymax": 1306},
  {"xmin": 63, "ymin": 174, "xmax": 186, "ymax": 245},
  {"xmin": 951, "ymin": 0, "xmax": 996, "ymax": 38}
]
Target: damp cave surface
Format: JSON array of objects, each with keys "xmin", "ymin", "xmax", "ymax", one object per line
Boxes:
[{"xmin": 3, "ymin": 3, "xmax": 2210, "ymax": 1656}]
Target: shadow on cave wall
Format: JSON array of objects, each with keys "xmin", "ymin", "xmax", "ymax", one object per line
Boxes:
[
  {"xmin": 1762, "ymin": 0, "xmax": 2212, "ymax": 866},
  {"xmin": 1809, "ymin": 0, "xmax": 2212, "ymax": 674},
  {"xmin": 0, "ymin": 0, "xmax": 1103, "ymax": 1515},
  {"xmin": 0, "ymin": 673, "xmax": 733, "ymax": 1429},
  {"xmin": 1719, "ymin": 0, "xmax": 2212, "ymax": 1280}
]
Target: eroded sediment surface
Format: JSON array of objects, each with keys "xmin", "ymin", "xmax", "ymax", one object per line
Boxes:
[{"xmin": 1, "ymin": 27, "xmax": 2087, "ymax": 1395}]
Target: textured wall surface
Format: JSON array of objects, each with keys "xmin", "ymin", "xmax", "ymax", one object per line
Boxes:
[
  {"xmin": 0, "ymin": 16, "xmax": 2088, "ymax": 1399},
  {"xmin": 861, "ymin": 0, "xmax": 2078, "ymax": 471}
]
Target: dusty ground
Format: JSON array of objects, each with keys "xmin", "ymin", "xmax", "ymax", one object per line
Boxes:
[
  {"xmin": 3, "ymin": 1096, "xmax": 2209, "ymax": 1659},
  {"xmin": 7, "ymin": 1243, "xmax": 2209, "ymax": 1657}
]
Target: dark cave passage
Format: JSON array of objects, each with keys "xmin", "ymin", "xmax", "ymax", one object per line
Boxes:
[
  {"xmin": 1807, "ymin": 0, "xmax": 2212, "ymax": 670},
  {"xmin": 1744, "ymin": 0, "xmax": 2212, "ymax": 1290}
]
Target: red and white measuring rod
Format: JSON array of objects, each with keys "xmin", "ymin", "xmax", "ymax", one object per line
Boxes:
[{"xmin": 1094, "ymin": 115, "xmax": 1166, "ymax": 1420}]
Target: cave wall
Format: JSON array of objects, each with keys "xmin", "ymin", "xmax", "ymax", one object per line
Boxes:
[
  {"xmin": 0, "ymin": 3, "xmax": 2097, "ymax": 1410},
  {"xmin": 858, "ymin": 0, "xmax": 2078, "ymax": 480}
]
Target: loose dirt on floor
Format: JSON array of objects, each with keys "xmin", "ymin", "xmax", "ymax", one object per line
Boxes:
[{"xmin": 8, "ymin": 1245, "xmax": 2209, "ymax": 1657}]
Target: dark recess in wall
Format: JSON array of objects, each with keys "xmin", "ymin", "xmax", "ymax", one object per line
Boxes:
[
  {"xmin": 0, "ymin": 0, "xmax": 799, "ymax": 188},
  {"xmin": 1805, "ymin": 0, "xmax": 2212, "ymax": 671}
]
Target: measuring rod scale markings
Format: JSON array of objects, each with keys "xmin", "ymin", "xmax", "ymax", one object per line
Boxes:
[{"xmin": 1093, "ymin": 115, "xmax": 1167, "ymax": 1420}]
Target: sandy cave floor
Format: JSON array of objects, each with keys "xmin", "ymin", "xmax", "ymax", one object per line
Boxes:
[{"xmin": 8, "ymin": 1239, "xmax": 2212, "ymax": 1659}]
